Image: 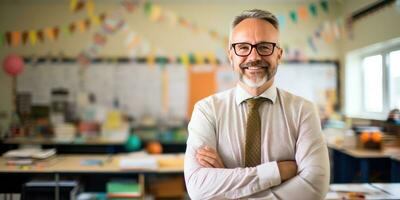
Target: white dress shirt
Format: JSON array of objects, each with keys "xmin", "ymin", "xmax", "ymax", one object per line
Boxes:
[{"xmin": 184, "ymin": 84, "xmax": 330, "ymax": 200}]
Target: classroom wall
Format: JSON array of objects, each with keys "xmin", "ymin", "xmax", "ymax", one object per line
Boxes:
[
  {"xmin": 337, "ymin": 0, "xmax": 400, "ymax": 114},
  {"xmin": 0, "ymin": 1, "xmax": 341, "ymax": 130}
]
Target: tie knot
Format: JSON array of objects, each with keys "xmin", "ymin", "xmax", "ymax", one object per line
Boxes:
[{"xmin": 246, "ymin": 98, "xmax": 266, "ymax": 110}]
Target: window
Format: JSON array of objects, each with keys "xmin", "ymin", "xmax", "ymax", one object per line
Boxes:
[
  {"xmin": 389, "ymin": 50, "xmax": 400, "ymax": 109},
  {"xmin": 362, "ymin": 55, "xmax": 383, "ymax": 113},
  {"xmin": 345, "ymin": 39, "xmax": 400, "ymax": 120}
]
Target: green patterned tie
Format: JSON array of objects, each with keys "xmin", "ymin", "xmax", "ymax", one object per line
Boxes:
[{"xmin": 245, "ymin": 98, "xmax": 265, "ymax": 167}]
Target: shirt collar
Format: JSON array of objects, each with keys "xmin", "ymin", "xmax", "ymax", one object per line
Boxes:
[{"xmin": 235, "ymin": 83, "xmax": 277, "ymax": 105}]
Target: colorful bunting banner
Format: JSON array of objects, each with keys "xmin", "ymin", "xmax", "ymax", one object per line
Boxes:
[{"xmin": 1, "ymin": 12, "xmax": 105, "ymax": 48}]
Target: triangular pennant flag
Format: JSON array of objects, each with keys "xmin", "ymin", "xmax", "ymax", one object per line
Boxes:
[
  {"xmin": 77, "ymin": 20, "xmax": 86, "ymax": 33},
  {"xmin": 45, "ymin": 27, "xmax": 55, "ymax": 41},
  {"xmin": 188, "ymin": 53, "xmax": 196, "ymax": 65},
  {"xmin": 54, "ymin": 27, "xmax": 60, "ymax": 39},
  {"xmin": 11, "ymin": 31, "xmax": 21, "ymax": 47},
  {"xmin": 309, "ymin": 3, "xmax": 318, "ymax": 17},
  {"xmin": 22, "ymin": 31, "xmax": 29, "ymax": 45},
  {"xmin": 93, "ymin": 33, "xmax": 107, "ymax": 46},
  {"xmin": 99, "ymin": 13, "xmax": 107, "ymax": 24},
  {"xmin": 276, "ymin": 14, "xmax": 286, "ymax": 30},
  {"xmin": 91, "ymin": 14, "xmax": 101, "ymax": 26},
  {"xmin": 144, "ymin": 1, "xmax": 152, "ymax": 16},
  {"xmin": 147, "ymin": 53, "xmax": 156, "ymax": 68},
  {"xmin": 179, "ymin": 17, "xmax": 189, "ymax": 27},
  {"xmin": 156, "ymin": 57, "xmax": 168, "ymax": 66},
  {"xmin": 6, "ymin": 32, "xmax": 12, "ymax": 46},
  {"xmin": 69, "ymin": 23, "xmax": 76, "ymax": 34},
  {"xmin": 320, "ymin": 0, "xmax": 329, "ymax": 13},
  {"xmin": 85, "ymin": 18, "xmax": 91, "ymax": 30},
  {"xmin": 209, "ymin": 30, "xmax": 218, "ymax": 39},
  {"xmin": 289, "ymin": 11, "xmax": 298, "ymax": 23},
  {"xmin": 206, "ymin": 52, "xmax": 217, "ymax": 66},
  {"xmin": 150, "ymin": 4, "xmax": 162, "ymax": 22},
  {"xmin": 167, "ymin": 54, "xmax": 175, "ymax": 63},
  {"xmin": 37, "ymin": 30, "xmax": 44, "ymax": 42},
  {"xmin": 180, "ymin": 53, "xmax": 190, "ymax": 68},
  {"xmin": 298, "ymin": 6, "xmax": 308, "ymax": 21},
  {"xmin": 28, "ymin": 30, "xmax": 37, "ymax": 45},
  {"xmin": 70, "ymin": 0, "xmax": 78, "ymax": 11},
  {"xmin": 75, "ymin": 1, "xmax": 85, "ymax": 12},
  {"xmin": 122, "ymin": 0, "xmax": 136, "ymax": 13},
  {"xmin": 62, "ymin": 25, "xmax": 70, "ymax": 36},
  {"xmin": 86, "ymin": 0, "xmax": 95, "ymax": 17},
  {"xmin": 194, "ymin": 53, "xmax": 204, "ymax": 65}
]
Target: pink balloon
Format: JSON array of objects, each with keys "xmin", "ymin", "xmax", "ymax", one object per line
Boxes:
[{"xmin": 3, "ymin": 54, "xmax": 24, "ymax": 77}]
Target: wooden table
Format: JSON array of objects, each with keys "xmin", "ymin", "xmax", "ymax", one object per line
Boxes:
[{"xmin": 0, "ymin": 153, "xmax": 184, "ymax": 199}]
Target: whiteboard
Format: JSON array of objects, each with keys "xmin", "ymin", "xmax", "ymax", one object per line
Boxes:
[{"xmin": 275, "ymin": 62, "xmax": 337, "ymax": 105}]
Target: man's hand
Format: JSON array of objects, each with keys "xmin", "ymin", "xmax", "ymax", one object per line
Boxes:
[
  {"xmin": 196, "ymin": 146, "xmax": 225, "ymax": 168},
  {"xmin": 277, "ymin": 161, "xmax": 298, "ymax": 182}
]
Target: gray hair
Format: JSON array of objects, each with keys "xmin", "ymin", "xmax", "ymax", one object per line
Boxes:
[{"xmin": 232, "ymin": 9, "xmax": 279, "ymax": 30}]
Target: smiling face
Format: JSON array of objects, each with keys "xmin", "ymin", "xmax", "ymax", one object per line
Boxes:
[{"xmin": 229, "ymin": 18, "xmax": 283, "ymax": 89}]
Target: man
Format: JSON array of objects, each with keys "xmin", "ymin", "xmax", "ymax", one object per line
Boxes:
[{"xmin": 184, "ymin": 9, "xmax": 330, "ymax": 200}]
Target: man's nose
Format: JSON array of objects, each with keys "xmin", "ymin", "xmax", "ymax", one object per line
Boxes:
[{"xmin": 247, "ymin": 47, "xmax": 262, "ymax": 61}]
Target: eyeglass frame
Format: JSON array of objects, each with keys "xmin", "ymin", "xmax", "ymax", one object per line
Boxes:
[{"xmin": 230, "ymin": 41, "xmax": 279, "ymax": 57}]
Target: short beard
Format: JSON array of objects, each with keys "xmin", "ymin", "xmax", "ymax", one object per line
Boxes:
[
  {"xmin": 241, "ymin": 75, "xmax": 267, "ymax": 88},
  {"xmin": 237, "ymin": 60, "xmax": 272, "ymax": 89}
]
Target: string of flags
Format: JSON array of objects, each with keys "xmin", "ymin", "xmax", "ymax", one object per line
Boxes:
[
  {"xmin": 3, "ymin": 0, "xmax": 391, "ymax": 62},
  {"xmin": 0, "ymin": 13, "xmax": 106, "ymax": 47}
]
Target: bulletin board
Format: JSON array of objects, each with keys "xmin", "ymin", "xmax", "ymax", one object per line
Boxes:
[{"xmin": 16, "ymin": 61, "xmax": 338, "ymax": 120}]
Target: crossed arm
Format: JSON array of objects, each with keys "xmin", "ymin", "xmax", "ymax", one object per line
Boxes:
[{"xmin": 184, "ymin": 102, "xmax": 330, "ymax": 200}]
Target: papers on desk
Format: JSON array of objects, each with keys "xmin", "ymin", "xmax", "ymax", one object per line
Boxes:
[
  {"xmin": 119, "ymin": 151, "xmax": 158, "ymax": 170},
  {"xmin": 327, "ymin": 184, "xmax": 398, "ymax": 200},
  {"xmin": 3, "ymin": 148, "xmax": 56, "ymax": 159},
  {"xmin": 118, "ymin": 151, "xmax": 185, "ymax": 170}
]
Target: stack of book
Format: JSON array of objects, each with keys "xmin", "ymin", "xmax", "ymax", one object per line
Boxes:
[
  {"xmin": 3, "ymin": 148, "xmax": 56, "ymax": 165},
  {"xmin": 106, "ymin": 179, "xmax": 141, "ymax": 199}
]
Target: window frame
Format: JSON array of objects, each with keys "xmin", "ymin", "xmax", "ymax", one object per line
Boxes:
[{"xmin": 357, "ymin": 45, "xmax": 400, "ymax": 119}]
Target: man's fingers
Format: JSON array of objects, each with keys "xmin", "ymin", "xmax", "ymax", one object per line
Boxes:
[
  {"xmin": 197, "ymin": 156, "xmax": 213, "ymax": 168},
  {"xmin": 196, "ymin": 146, "xmax": 225, "ymax": 168},
  {"xmin": 198, "ymin": 154, "xmax": 218, "ymax": 166},
  {"xmin": 197, "ymin": 149, "xmax": 217, "ymax": 159}
]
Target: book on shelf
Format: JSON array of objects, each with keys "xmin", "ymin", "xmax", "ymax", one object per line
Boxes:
[{"xmin": 106, "ymin": 179, "xmax": 141, "ymax": 199}]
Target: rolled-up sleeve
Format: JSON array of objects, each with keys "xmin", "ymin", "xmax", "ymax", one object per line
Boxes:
[
  {"xmin": 185, "ymin": 100, "xmax": 282, "ymax": 200},
  {"xmin": 270, "ymin": 102, "xmax": 330, "ymax": 200}
]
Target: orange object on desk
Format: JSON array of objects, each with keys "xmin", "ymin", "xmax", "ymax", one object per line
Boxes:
[{"xmin": 146, "ymin": 141, "xmax": 163, "ymax": 154}]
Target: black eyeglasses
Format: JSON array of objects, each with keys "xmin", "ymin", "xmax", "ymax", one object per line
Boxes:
[{"xmin": 231, "ymin": 42, "xmax": 278, "ymax": 57}]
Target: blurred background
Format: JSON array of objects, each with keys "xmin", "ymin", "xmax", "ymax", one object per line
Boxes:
[{"xmin": 0, "ymin": 0, "xmax": 400, "ymax": 199}]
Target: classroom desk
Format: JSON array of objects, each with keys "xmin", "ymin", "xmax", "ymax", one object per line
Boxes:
[
  {"xmin": 0, "ymin": 153, "xmax": 184, "ymax": 199},
  {"xmin": 328, "ymin": 143, "xmax": 394, "ymax": 183},
  {"xmin": 391, "ymin": 155, "xmax": 400, "ymax": 182}
]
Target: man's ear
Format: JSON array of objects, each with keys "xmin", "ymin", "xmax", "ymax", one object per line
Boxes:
[
  {"xmin": 228, "ymin": 48, "xmax": 234, "ymax": 68},
  {"xmin": 277, "ymin": 48, "xmax": 283, "ymax": 64}
]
